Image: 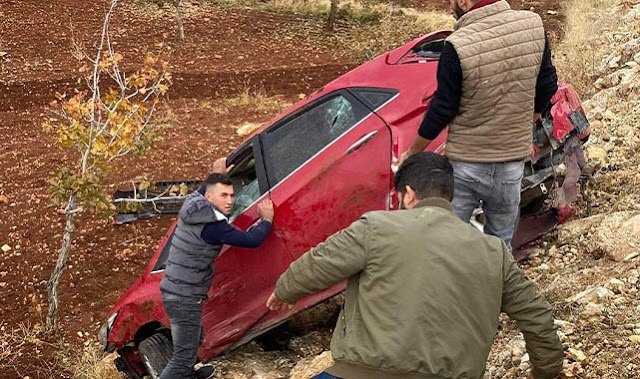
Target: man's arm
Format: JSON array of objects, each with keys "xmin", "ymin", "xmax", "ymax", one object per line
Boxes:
[
  {"xmin": 271, "ymin": 217, "xmax": 369, "ymax": 306},
  {"xmin": 201, "ymin": 220, "xmax": 271, "ymax": 248},
  {"xmin": 534, "ymin": 34, "xmax": 558, "ymax": 115},
  {"xmin": 500, "ymin": 242, "xmax": 563, "ymax": 379},
  {"xmin": 403, "ymin": 42, "xmax": 462, "ymax": 161}
]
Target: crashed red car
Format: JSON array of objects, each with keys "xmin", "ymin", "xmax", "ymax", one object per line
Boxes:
[{"xmin": 99, "ymin": 30, "xmax": 590, "ymax": 378}]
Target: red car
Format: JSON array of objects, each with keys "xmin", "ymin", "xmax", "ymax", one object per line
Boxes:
[{"xmin": 99, "ymin": 30, "xmax": 590, "ymax": 378}]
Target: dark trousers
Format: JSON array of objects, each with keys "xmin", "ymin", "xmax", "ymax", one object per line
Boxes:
[
  {"xmin": 311, "ymin": 373, "xmax": 341, "ymax": 379},
  {"xmin": 159, "ymin": 292, "xmax": 203, "ymax": 379}
]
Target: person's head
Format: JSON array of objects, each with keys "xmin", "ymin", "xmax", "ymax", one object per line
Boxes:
[
  {"xmin": 394, "ymin": 152, "xmax": 454, "ymax": 209},
  {"xmin": 203, "ymin": 173, "xmax": 235, "ymax": 215},
  {"xmin": 450, "ymin": 0, "xmax": 480, "ymax": 19}
]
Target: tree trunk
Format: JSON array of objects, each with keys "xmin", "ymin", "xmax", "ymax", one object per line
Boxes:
[
  {"xmin": 173, "ymin": 0, "xmax": 185, "ymax": 43},
  {"xmin": 46, "ymin": 194, "xmax": 77, "ymax": 332},
  {"xmin": 326, "ymin": 0, "xmax": 339, "ymax": 32}
]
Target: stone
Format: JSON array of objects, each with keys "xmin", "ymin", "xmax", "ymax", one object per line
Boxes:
[
  {"xmin": 558, "ymin": 213, "xmax": 640, "ymax": 262},
  {"xmin": 289, "ymin": 351, "xmax": 333, "ymax": 379},
  {"xmin": 582, "ymin": 302, "xmax": 604, "ymax": 317},
  {"xmin": 630, "ymin": 335, "xmax": 640, "ymax": 344},
  {"xmin": 568, "ymin": 348, "xmax": 587, "ymax": 362},
  {"xmin": 0, "ymin": 195, "xmax": 9, "ymax": 205},
  {"xmin": 554, "ymin": 319, "xmax": 575, "ymax": 335},
  {"xmin": 1, "ymin": 244, "xmax": 10, "ymax": 253},
  {"xmin": 608, "ymin": 278, "xmax": 625, "ymax": 292},
  {"xmin": 596, "ymin": 287, "xmax": 615, "ymax": 299}
]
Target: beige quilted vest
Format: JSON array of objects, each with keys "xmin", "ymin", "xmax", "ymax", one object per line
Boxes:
[{"xmin": 445, "ymin": 0, "xmax": 545, "ymax": 162}]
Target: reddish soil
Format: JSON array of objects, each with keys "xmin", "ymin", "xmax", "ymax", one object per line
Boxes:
[{"xmin": 0, "ymin": 0, "xmax": 566, "ymax": 378}]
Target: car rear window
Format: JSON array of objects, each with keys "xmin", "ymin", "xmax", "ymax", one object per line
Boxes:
[
  {"xmin": 264, "ymin": 94, "xmax": 368, "ymax": 184},
  {"xmin": 350, "ymin": 88, "xmax": 398, "ymax": 110}
]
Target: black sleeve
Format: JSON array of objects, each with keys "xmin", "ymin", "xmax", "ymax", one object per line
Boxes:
[
  {"xmin": 534, "ymin": 34, "xmax": 558, "ymax": 113},
  {"xmin": 201, "ymin": 220, "xmax": 271, "ymax": 248},
  {"xmin": 418, "ymin": 42, "xmax": 463, "ymax": 140}
]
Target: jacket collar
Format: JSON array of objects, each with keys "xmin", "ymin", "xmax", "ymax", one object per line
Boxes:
[
  {"xmin": 469, "ymin": 0, "xmax": 502, "ymax": 12},
  {"xmin": 412, "ymin": 197, "xmax": 454, "ymax": 212},
  {"xmin": 454, "ymin": 0, "xmax": 511, "ymax": 30}
]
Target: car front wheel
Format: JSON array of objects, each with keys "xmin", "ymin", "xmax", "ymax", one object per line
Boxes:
[{"xmin": 138, "ymin": 333, "xmax": 173, "ymax": 379}]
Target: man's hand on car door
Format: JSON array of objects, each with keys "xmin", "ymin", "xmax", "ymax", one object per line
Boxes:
[{"xmin": 266, "ymin": 292, "xmax": 295, "ymax": 311}]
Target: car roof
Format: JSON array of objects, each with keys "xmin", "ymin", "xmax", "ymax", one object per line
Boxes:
[{"xmin": 235, "ymin": 30, "xmax": 452, "ymax": 146}]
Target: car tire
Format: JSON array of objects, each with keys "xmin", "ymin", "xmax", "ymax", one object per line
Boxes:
[{"xmin": 138, "ymin": 333, "xmax": 173, "ymax": 379}]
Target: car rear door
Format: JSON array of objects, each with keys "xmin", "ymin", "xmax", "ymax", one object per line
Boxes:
[{"xmin": 261, "ymin": 89, "xmax": 395, "ymax": 310}]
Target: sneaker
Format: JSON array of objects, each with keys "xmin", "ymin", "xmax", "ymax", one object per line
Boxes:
[{"xmin": 195, "ymin": 364, "xmax": 215, "ymax": 379}]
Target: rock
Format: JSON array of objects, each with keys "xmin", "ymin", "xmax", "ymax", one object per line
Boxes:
[
  {"xmin": 540, "ymin": 263, "xmax": 550, "ymax": 271},
  {"xmin": 289, "ymin": 351, "xmax": 333, "ymax": 379},
  {"xmin": 506, "ymin": 334, "xmax": 526, "ymax": 365},
  {"xmin": 630, "ymin": 335, "xmax": 640, "ymax": 344},
  {"xmin": 554, "ymin": 319, "xmax": 575, "ymax": 335},
  {"xmin": 568, "ymin": 348, "xmax": 587, "ymax": 362},
  {"xmin": 0, "ymin": 194, "xmax": 9, "ymax": 205},
  {"xmin": 569, "ymin": 287, "xmax": 599, "ymax": 304},
  {"xmin": 624, "ymin": 251, "xmax": 639, "ymax": 261},
  {"xmin": 596, "ymin": 287, "xmax": 615, "ymax": 299},
  {"xmin": 582, "ymin": 302, "xmax": 604, "ymax": 317},
  {"xmin": 608, "ymin": 278, "xmax": 625, "ymax": 292},
  {"xmin": 608, "ymin": 55, "xmax": 622, "ymax": 68},
  {"xmin": 558, "ymin": 212, "xmax": 640, "ymax": 262},
  {"xmin": 1, "ymin": 244, "xmax": 11, "ymax": 253}
]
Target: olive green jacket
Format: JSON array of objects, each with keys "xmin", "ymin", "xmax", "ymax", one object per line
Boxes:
[{"xmin": 274, "ymin": 198, "xmax": 562, "ymax": 379}]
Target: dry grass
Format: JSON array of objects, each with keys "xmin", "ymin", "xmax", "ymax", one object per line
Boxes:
[
  {"xmin": 337, "ymin": 5, "xmax": 452, "ymax": 60},
  {"xmin": 68, "ymin": 344, "xmax": 124, "ymax": 379},
  {"xmin": 553, "ymin": 0, "xmax": 621, "ymax": 97},
  {"xmin": 263, "ymin": 0, "xmax": 332, "ymax": 15},
  {"xmin": 0, "ymin": 322, "xmax": 67, "ymax": 378},
  {"xmin": 199, "ymin": 86, "xmax": 290, "ymax": 116},
  {"xmin": 0, "ymin": 321, "xmax": 123, "ymax": 379}
]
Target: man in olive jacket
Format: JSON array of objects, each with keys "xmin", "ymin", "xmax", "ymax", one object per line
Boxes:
[{"xmin": 267, "ymin": 152, "xmax": 562, "ymax": 379}]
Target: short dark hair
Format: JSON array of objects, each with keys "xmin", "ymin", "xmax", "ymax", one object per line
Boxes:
[
  {"xmin": 394, "ymin": 152, "xmax": 454, "ymax": 201},
  {"xmin": 203, "ymin": 173, "xmax": 233, "ymax": 189}
]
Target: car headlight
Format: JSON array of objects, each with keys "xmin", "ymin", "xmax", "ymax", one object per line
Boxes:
[{"xmin": 98, "ymin": 312, "xmax": 118, "ymax": 352}]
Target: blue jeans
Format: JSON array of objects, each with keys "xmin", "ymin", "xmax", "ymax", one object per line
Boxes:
[
  {"xmin": 449, "ymin": 159, "xmax": 524, "ymax": 250},
  {"xmin": 159, "ymin": 293, "xmax": 203, "ymax": 379},
  {"xmin": 311, "ymin": 373, "xmax": 341, "ymax": 379}
]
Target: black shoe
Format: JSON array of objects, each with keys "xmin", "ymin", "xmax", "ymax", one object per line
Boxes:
[{"xmin": 195, "ymin": 365, "xmax": 215, "ymax": 379}]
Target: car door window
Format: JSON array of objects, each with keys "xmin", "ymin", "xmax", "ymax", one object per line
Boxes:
[
  {"xmin": 227, "ymin": 138, "xmax": 267, "ymax": 220},
  {"xmin": 264, "ymin": 93, "xmax": 368, "ymax": 185}
]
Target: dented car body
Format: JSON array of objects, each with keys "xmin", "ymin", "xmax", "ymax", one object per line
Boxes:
[{"xmin": 100, "ymin": 31, "xmax": 589, "ymax": 378}]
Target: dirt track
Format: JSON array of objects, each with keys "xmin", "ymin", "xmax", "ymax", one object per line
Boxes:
[{"xmin": 0, "ymin": 0, "xmax": 567, "ymax": 377}]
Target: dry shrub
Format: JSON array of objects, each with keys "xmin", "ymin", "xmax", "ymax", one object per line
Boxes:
[{"xmin": 553, "ymin": 0, "xmax": 621, "ymax": 97}]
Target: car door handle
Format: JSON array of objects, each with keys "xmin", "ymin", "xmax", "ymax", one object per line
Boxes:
[{"xmin": 344, "ymin": 131, "xmax": 378, "ymax": 155}]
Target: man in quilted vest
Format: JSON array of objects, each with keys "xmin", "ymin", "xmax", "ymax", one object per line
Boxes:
[
  {"xmin": 402, "ymin": 0, "xmax": 558, "ymax": 250},
  {"xmin": 159, "ymin": 169, "xmax": 274, "ymax": 379}
]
